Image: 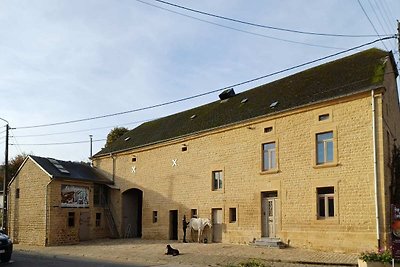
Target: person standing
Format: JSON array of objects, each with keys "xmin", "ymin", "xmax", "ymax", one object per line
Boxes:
[{"xmin": 182, "ymin": 215, "xmax": 189, "ymax": 243}]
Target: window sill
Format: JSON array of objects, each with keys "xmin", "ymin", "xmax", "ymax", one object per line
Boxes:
[
  {"xmin": 260, "ymin": 169, "xmax": 280, "ymax": 175},
  {"xmin": 315, "ymin": 216, "xmax": 339, "ymax": 224},
  {"xmin": 313, "ymin": 162, "xmax": 338, "ymax": 169}
]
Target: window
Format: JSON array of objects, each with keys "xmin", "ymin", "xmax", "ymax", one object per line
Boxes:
[
  {"xmin": 16, "ymin": 188, "xmax": 20, "ymax": 199},
  {"xmin": 229, "ymin": 208, "xmax": 237, "ymax": 223},
  {"xmin": 132, "ymin": 156, "xmax": 137, "ymax": 162},
  {"xmin": 93, "ymin": 184, "xmax": 104, "ymax": 206},
  {"xmin": 212, "ymin": 171, "xmax": 223, "ymax": 190},
  {"xmin": 68, "ymin": 212, "xmax": 75, "ymax": 227},
  {"xmin": 317, "ymin": 187, "xmax": 334, "ymax": 219},
  {"xmin": 96, "ymin": 213, "xmax": 101, "ymax": 227},
  {"xmin": 316, "ymin": 132, "xmax": 333, "ymax": 165},
  {"xmin": 153, "ymin": 211, "xmax": 158, "ymax": 223},
  {"xmin": 264, "ymin": 127, "xmax": 273, "ymax": 133},
  {"xmin": 191, "ymin": 209, "xmax": 197, "ymax": 218},
  {"xmin": 318, "ymin": 114, "xmax": 330, "ymax": 121},
  {"xmin": 262, "ymin": 142, "xmax": 276, "ymax": 171}
]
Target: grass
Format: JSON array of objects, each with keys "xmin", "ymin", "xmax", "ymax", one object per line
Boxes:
[{"xmin": 225, "ymin": 259, "xmax": 269, "ymax": 267}]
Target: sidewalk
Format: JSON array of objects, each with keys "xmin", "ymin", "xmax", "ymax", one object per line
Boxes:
[{"xmin": 15, "ymin": 239, "xmax": 359, "ymax": 266}]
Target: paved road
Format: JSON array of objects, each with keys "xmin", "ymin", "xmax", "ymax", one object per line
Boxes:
[{"xmin": 0, "ymin": 251, "xmax": 143, "ymax": 267}]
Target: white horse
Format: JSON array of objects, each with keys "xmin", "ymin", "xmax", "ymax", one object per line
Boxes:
[{"xmin": 188, "ymin": 218, "xmax": 212, "ymax": 243}]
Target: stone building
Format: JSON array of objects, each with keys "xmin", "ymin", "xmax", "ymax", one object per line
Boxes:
[
  {"xmin": 92, "ymin": 48, "xmax": 400, "ymax": 252},
  {"xmin": 8, "ymin": 155, "xmax": 116, "ymax": 246}
]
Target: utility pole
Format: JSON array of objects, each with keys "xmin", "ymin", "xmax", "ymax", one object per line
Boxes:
[
  {"xmin": 0, "ymin": 118, "xmax": 9, "ymax": 234},
  {"xmin": 397, "ymin": 20, "xmax": 400, "ymax": 63},
  {"xmin": 3, "ymin": 124, "xmax": 8, "ymax": 234},
  {"xmin": 89, "ymin": 135, "xmax": 93, "ymax": 158}
]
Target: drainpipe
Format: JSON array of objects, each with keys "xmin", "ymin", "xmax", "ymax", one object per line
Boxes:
[
  {"xmin": 45, "ymin": 178, "xmax": 53, "ymax": 246},
  {"xmin": 371, "ymin": 89, "xmax": 381, "ymax": 248},
  {"xmin": 111, "ymin": 153, "xmax": 116, "ymax": 183}
]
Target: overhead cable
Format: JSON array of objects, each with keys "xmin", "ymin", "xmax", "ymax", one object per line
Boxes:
[
  {"xmin": 14, "ymin": 36, "xmax": 396, "ymax": 130},
  {"xmin": 11, "ymin": 138, "xmax": 106, "ymax": 146},
  {"xmin": 135, "ymin": 0, "xmax": 345, "ymax": 50},
  {"xmin": 151, "ymin": 0, "xmax": 393, "ymax": 38},
  {"xmin": 357, "ymin": 0, "xmax": 389, "ymax": 51}
]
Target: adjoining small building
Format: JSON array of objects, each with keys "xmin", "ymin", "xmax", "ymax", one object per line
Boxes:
[
  {"xmin": 8, "ymin": 155, "xmax": 117, "ymax": 246},
  {"xmin": 91, "ymin": 48, "xmax": 400, "ymax": 252}
]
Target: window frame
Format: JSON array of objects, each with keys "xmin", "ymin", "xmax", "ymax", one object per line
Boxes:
[
  {"xmin": 317, "ymin": 187, "xmax": 335, "ymax": 220},
  {"xmin": 316, "ymin": 131, "xmax": 334, "ymax": 165},
  {"xmin": 68, "ymin": 212, "xmax": 75, "ymax": 227},
  {"xmin": 153, "ymin": 211, "xmax": 158, "ymax": 223},
  {"xmin": 212, "ymin": 170, "xmax": 223, "ymax": 191},
  {"xmin": 312, "ymin": 127, "xmax": 338, "ymax": 168},
  {"xmin": 262, "ymin": 142, "xmax": 277, "ymax": 171}
]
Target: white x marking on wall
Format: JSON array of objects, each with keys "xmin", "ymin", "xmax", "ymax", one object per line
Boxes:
[
  {"xmin": 172, "ymin": 159, "xmax": 177, "ymax": 167},
  {"xmin": 131, "ymin": 166, "xmax": 136, "ymax": 173}
]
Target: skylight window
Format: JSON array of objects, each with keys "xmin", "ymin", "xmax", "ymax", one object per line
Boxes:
[
  {"xmin": 48, "ymin": 158, "xmax": 70, "ymax": 174},
  {"xmin": 269, "ymin": 101, "xmax": 279, "ymax": 109},
  {"xmin": 124, "ymin": 137, "xmax": 131, "ymax": 141},
  {"xmin": 241, "ymin": 98, "xmax": 248, "ymax": 104},
  {"xmin": 190, "ymin": 114, "xmax": 197, "ymax": 119}
]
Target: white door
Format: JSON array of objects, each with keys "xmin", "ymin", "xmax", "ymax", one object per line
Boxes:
[
  {"xmin": 262, "ymin": 197, "xmax": 278, "ymax": 238},
  {"xmin": 212, "ymin": 208, "xmax": 222, "ymax": 242}
]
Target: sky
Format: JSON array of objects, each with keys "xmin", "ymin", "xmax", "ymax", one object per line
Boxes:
[{"xmin": 0, "ymin": 0, "xmax": 399, "ymax": 163}]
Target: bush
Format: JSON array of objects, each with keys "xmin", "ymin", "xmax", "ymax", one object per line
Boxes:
[{"xmin": 359, "ymin": 249, "xmax": 392, "ymax": 263}]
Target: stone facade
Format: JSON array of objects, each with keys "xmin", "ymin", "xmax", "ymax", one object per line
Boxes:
[
  {"xmin": 93, "ymin": 69, "xmax": 400, "ymax": 252},
  {"xmin": 8, "ymin": 157, "xmax": 111, "ymax": 246}
]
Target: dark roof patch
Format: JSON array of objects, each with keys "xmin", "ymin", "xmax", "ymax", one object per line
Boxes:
[
  {"xmin": 31, "ymin": 155, "xmax": 112, "ymax": 184},
  {"xmin": 94, "ymin": 48, "xmax": 393, "ymax": 157}
]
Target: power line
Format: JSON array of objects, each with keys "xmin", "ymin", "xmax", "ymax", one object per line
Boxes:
[
  {"xmin": 151, "ymin": 0, "xmax": 393, "ymax": 38},
  {"xmin": 11, "ymin": 139, "xmax": 106, "ymax": 146},
  {"xmin": 14, "ymin": 36, "xmax": 396, "ymax": 130},
  {"xmin": 135, "ymin": 0, "xmax": 346, "ymax": 50},
  {"xmin": 12, "ymin": 70, "xmax": 398, "ymax": 148},
  {"xmin": 357, "ymin": 0, "xmax": 389, "ymax": 51},
  {"xmin": 14, "ymin": 118, "xmax": 157, "ymax": 138}
]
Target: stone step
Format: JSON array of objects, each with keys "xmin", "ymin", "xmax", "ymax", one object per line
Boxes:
[{"xmin": 253, "ymin": 238, "xmax": 287, "ymax": 249}]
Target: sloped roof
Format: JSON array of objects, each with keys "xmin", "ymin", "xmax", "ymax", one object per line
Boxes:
[
  {"xmin": 30, "ymin": 155, "xmax": 112, "ymax": 184},
  {"xmin": 94, "ymin": 48, "xmax": 395, "ymax": 157}
]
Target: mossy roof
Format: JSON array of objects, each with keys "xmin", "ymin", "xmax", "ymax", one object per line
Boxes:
[{"xmin": 94, "ymin": 48, "xmax": 392, "ymax": 157}]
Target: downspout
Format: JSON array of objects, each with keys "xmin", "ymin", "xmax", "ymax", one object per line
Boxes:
[
  {"xmin": 372, "ymin": 89, "xmax": 381, "ymax": 248},
  {"xmin": 45, "ymin": 178, "xmax": 53, "ymax": 246},
  {"xmin": 111, "ymin": 153, "xmax": 116, "ymax": 183}
]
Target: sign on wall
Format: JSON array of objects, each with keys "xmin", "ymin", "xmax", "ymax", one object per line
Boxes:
[{"xmin": 61, "ymin": 185, "xmax": 89, "ymax": 208}]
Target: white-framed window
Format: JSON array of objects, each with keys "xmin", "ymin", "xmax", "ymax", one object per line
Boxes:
[
  {"xmin": 317, "ymin": 187, "xmax": 335, "ymax": 218},
  {"xmin": 316, "ymin": 131, "xmax": 333, "ymax": 165},
  {"xmin": 262, "ymin": 142, "xmax": 276, "ymax": 171},
  {"xmin": 212, "ymin": 171, "xmax": 223, "ymax": 190}
]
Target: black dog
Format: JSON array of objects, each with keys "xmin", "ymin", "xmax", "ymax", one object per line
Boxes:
[{"xmin": 166, "ymin": 244, "xmax": 180, "ymax": 256}]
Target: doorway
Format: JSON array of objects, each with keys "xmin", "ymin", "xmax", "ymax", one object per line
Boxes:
[
  {"xmin": 261, "ymin": 191, "xmax": 278, "ymax": 238},
  {"xmin": 212, "ymin": 208, "xmax": 223, "ymax": 242},
  {"xmin": 169, "ymin": 210, "xmax": 178, "ymax": 240},
  {"xmin": 122, "ymin": 188, "xmax": 143, "ymax": 238},
  {"xmin": 79, "ymin": 212, "xmax": 90, "ymax": 241}
]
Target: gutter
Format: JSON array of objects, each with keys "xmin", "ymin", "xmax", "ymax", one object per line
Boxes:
[{"xmin": 371, "ymin": 89, "xmax": 381, "ymax": 248}]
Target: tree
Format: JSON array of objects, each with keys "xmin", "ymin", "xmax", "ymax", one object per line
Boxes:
[
  {"xmin": 105, "ymin": 127, "xmax": 129, "ymax": 148},
  {"xmin": 0, "ymin": 153, "xmax": 28, "ymax": 191}
]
